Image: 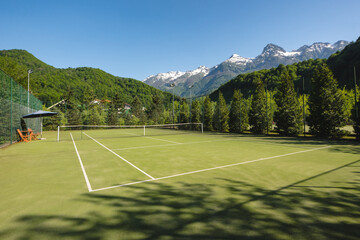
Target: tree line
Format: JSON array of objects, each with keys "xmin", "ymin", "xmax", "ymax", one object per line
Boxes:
[{"xmin": 44, "ymin": 63, "xmax": 359, "ymax": 140}]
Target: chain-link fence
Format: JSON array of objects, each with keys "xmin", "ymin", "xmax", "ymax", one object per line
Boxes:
[{"xmin": 0, "ymin": 70, "xmax": 42, "ymax": 146}]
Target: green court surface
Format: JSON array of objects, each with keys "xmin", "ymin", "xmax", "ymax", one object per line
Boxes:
[{"xmin": 0, "ymin": 129, "xmax": 359, "ymax": 239}]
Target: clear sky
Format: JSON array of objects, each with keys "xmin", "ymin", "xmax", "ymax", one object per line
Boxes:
[{"xmin": 1, "ymin": 0, "xmax": 359, "ymax": 80}]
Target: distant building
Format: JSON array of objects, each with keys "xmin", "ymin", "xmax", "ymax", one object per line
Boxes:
[
  {"xmin": 124, "ymin": 103, "xmax": 131, "ymax": 110},
  {"xmin": 90, "ymin": 99, "xmax": 111, "ymax": 105}
]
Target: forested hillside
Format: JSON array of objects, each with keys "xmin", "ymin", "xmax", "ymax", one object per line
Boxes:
[
  {"xmin": 210, "ymin": 37, "xmax": 360, "ymax": 103},
  {"xmin": 0, "ymin": 49, "xmax": 174, "ymax": 107}
]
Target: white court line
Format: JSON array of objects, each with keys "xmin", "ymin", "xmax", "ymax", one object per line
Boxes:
[
  {"xmin": 113, "ymin": 138, "xmax": 238, "ymax": 151},
  {"xmin": 91, "ymin": 145, "xmax": 331, "ymax": 192},
  {"xmin": 142, "ymin": 136, "xmax": 180, "ymax": 144},
  {"xmin": 123, "ymin": 131, "xmax": 180, "ymax": 144},
  {"xmin": 83, "ymin": 132, "xmax": 155, "ymax": 180},
  {"xmin": 112, "ymin": 137, "xmax": 323, "ymax": 151},
  {"xmin": 70, "ymin": 133, "xmax": 93, "ymax": 192}
]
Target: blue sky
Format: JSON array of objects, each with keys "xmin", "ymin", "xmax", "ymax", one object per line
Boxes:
[{"xmin": 1, "ymin": 0, "xmax": 359, "ymax": 80}]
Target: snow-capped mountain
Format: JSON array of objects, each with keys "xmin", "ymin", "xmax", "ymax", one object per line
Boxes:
[
  {"xmin": 143, "ymin": 66, "xmax": 211, "ymax": 91},
  {"xmin": 143, "ymin": 40, "xmax": 349, "ymax": 97}
]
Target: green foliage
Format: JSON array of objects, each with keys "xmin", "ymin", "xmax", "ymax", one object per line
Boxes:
[
  {"xmin": 131, "ymin": 95, "xmax": 147, "ymax": 124},
  {"xmin": 64, "ymin": 89, "xmax": 81, "ymax": 125},
  {"xmin": 106, "ymin": 102, "xmax": 118, "ymax": 125},
  {"xmin": 179, "ymin": 99, "xmax": 189, "ymax": 123},
  {"xmin": 308, "ymin": 64, "xmax": 347, "ymax": 137},
  {"xmin": 203, "ymin": 96, "xmax": 214, "ymax": 131},
  {"xmin": 274, "ymin": 72, "xmax": 302, "ymax": 136},
  {"xmin": 327, "ymin": 37, "xmax": 360, "ymax": 89},
  {"xmin": 148, "ymin": 95, "xmax": 164, "ymax": 124},
  {"xmin": 42, "ymin": 106, "xmax": 66, "ymax": 131},
  {"xmin": 0, "ymin": 49, "xmax": 174, "ymax": 108},
  {"xmin": 213, "ymin": 92, "xmax": 229, "ymax": 132},
  {"xmin": 88, "ymin": 105, "xmax": 105, "ymax": 125},
  {"xmin": 191, "ymin": 100, "xmax": 202, "ymax": 130},
  {"xmin": 210, "ymin": 59, "xmax": 325, "ymax": 103},
  {"xmin": 229, "ymin": 89, "xmax": 249, "ymax": 133},
  {"xmin": 249, "ymin": 79, "xmax": 271, "ymax": 134}
]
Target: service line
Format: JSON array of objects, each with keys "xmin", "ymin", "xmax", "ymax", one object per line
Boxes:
[{"xmin": 91, "ymin": 145, "xmax": 331, "ymax": 192}]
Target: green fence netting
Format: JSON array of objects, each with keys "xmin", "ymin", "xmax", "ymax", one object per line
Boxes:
[{"xmin": 0, "ymin": 70, "xmax": 42, "ymax": 146}]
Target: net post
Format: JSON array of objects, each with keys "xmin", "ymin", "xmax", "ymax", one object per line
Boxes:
[
  {"xmin": 57, "ymin": 126, "xmax": 60, "ymax": 142},
  {"xmin": 201, "ymin": 123, "xmax": 203, "ymax": 134},
  {"xmin": 143, "ymin": 125, "xmax": 145, "ymax": 136}
]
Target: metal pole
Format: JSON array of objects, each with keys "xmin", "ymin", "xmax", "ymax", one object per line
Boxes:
[
  {"xmin": 354, "ymin": 66, "xmax": 358, "ymax": 123},
  {"xmin": 265, "ymin": 83, "xmax": 268, "ymax": 135},
  {"xmin": 57, "ymin": 126, "xmax": 60, "ymax": 142},
  {"xmin": 270, "ymin": 91, "xmax": 272, "ymax": 131},
  {"xmin": 10, "ymin": 78, "xmax": 13, "ymax": 144},
  {"xmin": 27, "ymin": 69, "xmax": 32, "ymax": 113},
  {"xmin": 189, "ymin": 86, "xmax": 193, "ymax": 124},
  {"xmin": 303, "ymin": 77, "xmax": 306, "ymax": 137},
  {"xmin": 239, "ymin": 90, "xmax": 242, "ymax": 133},
  {"xmin": 170, "ymin": 83, "xmax": 175, "ymax": 125}
]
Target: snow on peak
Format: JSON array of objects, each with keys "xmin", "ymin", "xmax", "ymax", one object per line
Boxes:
[
  {"xmin": 143, "ymin": 70, "xmax": 186, "ymax": 82},
  {"xmin": 262, "ymin": 44, "xmax": 286, "ymax": 55},
  {"xmin": 188, "ymin": 66, "xmax": 210, "ymax": 76},
  {"xmin": 226, "ymin": 54, "xmax": 253, "ymax": 64}
]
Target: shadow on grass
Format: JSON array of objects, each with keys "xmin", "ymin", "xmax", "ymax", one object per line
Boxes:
[
  {"xmin": 221, "ymin": 133, "xmax": 360, "ymax": 155},
  {"xmin": 1, "ymin": 161, "xmax": 359, "ymax": 239}
]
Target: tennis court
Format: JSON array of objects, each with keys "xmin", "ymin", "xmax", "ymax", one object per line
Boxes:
[
  {"xmin": 63, "ymin": 126, "xmax": 332, "ymax": 192},
  {"xmin": 1, "ymin": 126, "xmax": 359, "ymax": 239}
]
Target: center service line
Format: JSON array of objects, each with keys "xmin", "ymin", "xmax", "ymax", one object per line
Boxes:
[{"xmin": 83, "ymin": 132, "xmax": 155, "ymax": 180}]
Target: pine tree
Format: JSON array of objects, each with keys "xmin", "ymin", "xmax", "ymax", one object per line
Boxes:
[
  {"xmin": 229, "ymin": 89, "xmax": 248, "ymax": 133},
  {"xmin": 213, "ymin": 92, "xmax": 229, "ymax": 132},
  {"xmin": 308, "ymin": 63, "xmax": 347, "ymax": 137},
  {"xmin": 353, "ymin": 100, "xmax": 360, "ymax": 139},
  {"xmin": 203, "ymin": 96, "xmax": 214, "ymax": 131},
  {"xmin": 106, "ymin": 102, "xmax": 118, "ymax": 125},
  {"xmin": 64, "ymin": 88, "xmax": 81, "ymax": 125},
  {"xmin": 179, "ymin": 99, "xmax": 189, "ymax": 123},
  {"xmin": 88, "ymin": 105, "xmax": 104, "ymax": 125},
  {"xmin": 149, "ymin": 94, "xmax": 163, "ymax": 124},
  {"xmin": 249, "ymin": 79, "xmax": 270, "ymax": 134},
  {"xmin": 131, "ymin": 96, "xmax": 143, "ymax": 119},
  {"xmin": 112, "ymin": 92, "xmax": 123, "ymax": 114},
  {"xmin": 191, "ymin": 100, "xmax": 202, "ymax": 130},
  {"xmin": 274, "ymin": 72, "xmax": 302, "ymax": 136}
]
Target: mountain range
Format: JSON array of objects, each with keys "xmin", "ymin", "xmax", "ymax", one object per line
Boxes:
[{"xmin": 143, "ymin": 41, "xmax": 349, "ymax": 97}]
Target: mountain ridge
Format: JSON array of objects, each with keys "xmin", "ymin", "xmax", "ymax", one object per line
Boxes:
[{"xmin": 143, "ymin": 40, "xmax": 349, "ymax": 97}]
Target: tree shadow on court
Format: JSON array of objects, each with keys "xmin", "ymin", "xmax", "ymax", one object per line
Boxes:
[
  {"xmin": 1, "ymin": 161, "xmax": 359, "ymax": 239},
  {"xmin": 224, "ymin": 134, "xmax": 360, "ymax": 155}
]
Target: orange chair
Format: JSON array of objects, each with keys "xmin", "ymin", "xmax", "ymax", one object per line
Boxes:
[
  {"xmin": 17, "ymin": 129, "xmax": 29, "ymax": 142},
  {"xmin": 28, "ymin": 128, "xmax": 39, "ymax": 140}
]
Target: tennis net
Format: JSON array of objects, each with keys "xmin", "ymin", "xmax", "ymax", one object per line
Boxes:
[{"xmin": 57, "ymin": 123, "xmax": 203, "ymax": 142}]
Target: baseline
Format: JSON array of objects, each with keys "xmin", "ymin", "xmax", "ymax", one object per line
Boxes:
[{"xmin": 91, "ymin": 145, "xmax": 331, "ymax": 192}]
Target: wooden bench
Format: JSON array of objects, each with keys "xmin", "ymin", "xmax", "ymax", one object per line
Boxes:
[
  {"xmin": 28, "ymin": 128, "xmax": 39, "ymax": 140},
  {"xmin": 17, "ymin": 129, "xmax": 29, "ymax": 142}
]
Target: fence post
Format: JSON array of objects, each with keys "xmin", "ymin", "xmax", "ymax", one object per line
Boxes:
[
  {"xmin": 57, "ymin": 126, "xmax": 60, "ymax": 142},
  {"xmin": 10, "ymin": 77, "xmax": 13, "ymax": 144}
]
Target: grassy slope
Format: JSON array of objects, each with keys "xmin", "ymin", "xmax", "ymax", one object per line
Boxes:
[
  {"xmin": 0, "ymin": 131, "xmax": 359, "ymax": 239},
  {"xmin": 0, "ymin": 49, "xmax": 174, "ymax": 107}
]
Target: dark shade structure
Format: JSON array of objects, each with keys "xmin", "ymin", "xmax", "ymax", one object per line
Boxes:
[{"xmin": 22, "ymin": 110, "xmax": 58, "ymax": 119}]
